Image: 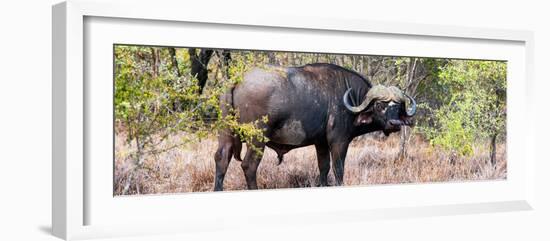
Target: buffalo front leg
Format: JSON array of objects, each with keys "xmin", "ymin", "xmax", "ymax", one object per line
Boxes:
[
  {"xmin": 329, "ymin": 142, "xmax": 350, "ymax": 186},
  {"xmin": 241, "ymin": 142, "xmax": 265, "ymax": 190},
  {"xmin": 315, "ymin": 142, "xmax": 331, "ymax": 187},
  {"xmin": 214, "ymin": 138, "xmax": 234, "ymax": 191}
]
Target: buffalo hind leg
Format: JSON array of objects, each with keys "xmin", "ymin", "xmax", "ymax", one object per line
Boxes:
[
  {"xmin": 214, "ymin": 136, "xmax": 235, "ymax": 191},
  {"xmin": 241, "ymin": 142, "xmax": 265, "ymax": 190},
  {"xmin": 329, "ymin": 142, "xmax": 349, "ymax": 186},
  {"xmin": 315, "ymin": 142, "xmax": 331, "ymax": 187}
]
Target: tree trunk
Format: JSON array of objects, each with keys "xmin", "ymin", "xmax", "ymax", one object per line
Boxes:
[
  {"xmin": 168, "ymin": 47, "xmax": 181, "ymax": 77},
  {"xmin": 337, "ymin": 55, "xmax": 344, "ymax": 66},
  {"xmin": 123, "ymin": 110, "xmax": 146, "ymax": 195},
  {"xmin": 218, "ymin": 50, "xmax": 232, "ymax": 81},
  {"xmin": 489, "ymin": 88, "xmax": 502, "ymax": 167},
  {"xmin": 167, "ymin": 48, "xmax": 183, "ymax": 112},
  {"xmin": 490, "ymin": 133, "xmax": 497, "ymax": 166},
  {"xmin": 267, "ymin": 52, "xmax": 277, "ymax": 65},
  {"xmin": 360, "ymin": 57, "xmax": 365, "ymax": 73},
  {"xmin": 398, "ymin": 126, "xmax": 410, "ymax": 161},
  {"xmin": 398, "ymin": 57, "xmax": 418, "ymax": 161},
  {"xmin": 188, "ymin": 48, "xmax": 214, "ymax": 94},
  {"xmin": 150, "ymin": 47, "xmax": 160, "ymax": 78}
]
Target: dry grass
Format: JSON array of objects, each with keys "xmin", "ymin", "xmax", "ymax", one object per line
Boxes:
[{"xmin": 114, "ymin": 131, "xmax": 506, "ymax": 195}]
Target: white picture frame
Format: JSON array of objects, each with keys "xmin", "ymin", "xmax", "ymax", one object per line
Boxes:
[{"xmin": 52, "ymin": 0, "xmax": 535, "ymax": 240}]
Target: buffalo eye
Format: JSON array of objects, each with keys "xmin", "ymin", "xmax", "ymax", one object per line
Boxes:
[{"xmin": 374, "ymin": 102, "xmax": 386, "ymax": 112}]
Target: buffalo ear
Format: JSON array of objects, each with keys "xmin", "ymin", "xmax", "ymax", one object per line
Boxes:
[{"xmin": 354, "ymin": 112, "xmax": 373, "ymax": 126}]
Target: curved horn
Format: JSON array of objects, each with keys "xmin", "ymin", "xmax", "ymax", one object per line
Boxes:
[
  {"xmin": 343, "ymin": 88, "xmax": 370, "ymax": 113},
  {"xmin": 404, "ymin": 92, "xmax": 417, "ymax": 116}
]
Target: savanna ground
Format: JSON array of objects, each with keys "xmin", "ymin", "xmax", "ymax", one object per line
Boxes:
[{"xmin": 114, "ymin": 130, "xmax": 506, "ymax": 195}]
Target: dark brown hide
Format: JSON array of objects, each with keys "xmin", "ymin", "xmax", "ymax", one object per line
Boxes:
[{"xmin": 213, "ymin": 63, "xmax": 414, "ymax": 191}]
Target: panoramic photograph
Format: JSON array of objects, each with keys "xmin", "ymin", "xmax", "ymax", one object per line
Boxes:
[{"xmin": 113, "ymin": 45, "xmax": 507, "ymax": 195}]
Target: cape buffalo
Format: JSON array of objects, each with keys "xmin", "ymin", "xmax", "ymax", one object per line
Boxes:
[{"xmin": 214, "ymin": 63, "xmax": 416, "ymax": 191}]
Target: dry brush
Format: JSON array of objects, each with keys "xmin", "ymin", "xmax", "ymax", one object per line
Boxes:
[{"xmin": 114, "ymin": 131, "xmax": 506, "ymax": 195}]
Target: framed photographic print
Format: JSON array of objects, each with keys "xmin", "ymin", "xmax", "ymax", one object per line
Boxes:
[{"xmin": 52, "ymin": 0, "xmax": 535, "ymax": 240}]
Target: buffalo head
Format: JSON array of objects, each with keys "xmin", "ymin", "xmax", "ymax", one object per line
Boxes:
[{"xmin": 343, "ymin": 85, "xmax": 416, "ymax": 136}]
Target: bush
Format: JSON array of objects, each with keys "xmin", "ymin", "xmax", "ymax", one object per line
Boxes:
[{"xmin": 421, "ymin": 60, "xmax": 506, "ymax": 156}]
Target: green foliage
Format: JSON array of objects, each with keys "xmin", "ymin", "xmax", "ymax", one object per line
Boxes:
[
  {"xmin": 421, "ymin": 60, "xmax": 506, "ymax": 156},
  {"xmin": 116, "ymin": 47, "xmax": 200, "ymax": 161},
  {"xmin": 227, "ymin": 52, "xmax": 253, "ymax": 85},
  {"xmin": 424, "ymin": 101, "xmax": 476, "ymax": 156},
  {"xmin": 114, "ymin": 46, "xmax": 267, "ymax": 164}
]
